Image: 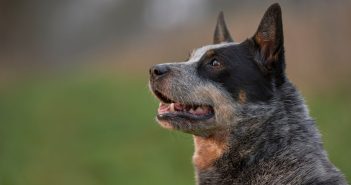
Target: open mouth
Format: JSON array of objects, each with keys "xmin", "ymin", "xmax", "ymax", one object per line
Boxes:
[{"xmin": 154, "ymin": 90, "xmax": 214, "ymax": 121}]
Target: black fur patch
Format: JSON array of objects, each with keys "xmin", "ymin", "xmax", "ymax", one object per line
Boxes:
[{"xmin": 197, "ymin": 40, "xmax": 274, "ymax": 103}]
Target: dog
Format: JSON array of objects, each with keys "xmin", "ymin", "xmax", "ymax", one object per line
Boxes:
[{"xmin": 149, "ymin": 3, "xmax": 347, "ymax": 185}]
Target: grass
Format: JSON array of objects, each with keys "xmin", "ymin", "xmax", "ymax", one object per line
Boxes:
[{"xmin": 0, "ymin": 71, "xmax": 349, "ymax": 185}]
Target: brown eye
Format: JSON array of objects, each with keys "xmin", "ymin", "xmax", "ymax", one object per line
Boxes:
[{"xmin": 210, "ymin": 59, "xmax": 221, "ymax": 67}]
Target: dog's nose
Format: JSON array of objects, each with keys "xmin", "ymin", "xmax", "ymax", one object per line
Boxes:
[{"xmin": 150, "ymin": 64, "xmax": 170, "ymax": 77}]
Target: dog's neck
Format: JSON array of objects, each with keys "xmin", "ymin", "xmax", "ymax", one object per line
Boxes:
[
  {"xmin": 192, "ymin": 82, "xmax": 314, "ymax": 185},
  {"xmin": 192, "ymin": 130, "xmax": 229, "ymax": 171},
  {"xmin": 192, "ymin": 119, "xmax": 269, "ymax": 185}
]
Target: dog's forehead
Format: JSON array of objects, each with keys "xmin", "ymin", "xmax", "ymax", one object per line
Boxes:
[{"xmin": 188, "ymin": 42, "xmax": 238, "ymax": 63}]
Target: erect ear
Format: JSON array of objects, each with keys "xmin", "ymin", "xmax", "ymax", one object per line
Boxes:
[
  {"xmin": 253, "ymin": 3, "xmax": 284, "ymax": 72},
  {"xmin": 213, "ymin": 12, "xmax": 233, "ymax": 44}
]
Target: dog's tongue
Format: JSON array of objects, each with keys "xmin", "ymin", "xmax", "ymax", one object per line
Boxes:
[{"xmin": 189, "ymin": 106, "xmax": 210, "ymax": 115}]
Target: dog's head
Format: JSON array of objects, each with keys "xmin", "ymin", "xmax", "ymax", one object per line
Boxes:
[{"xmin": 149, "ymin": 3, "xmax": 285, "ymax": 137}]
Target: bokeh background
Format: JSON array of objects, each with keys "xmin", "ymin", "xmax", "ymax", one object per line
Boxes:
[{"xmin": 0, "ymin": 0, "xmax": 350, "ymax": 184}]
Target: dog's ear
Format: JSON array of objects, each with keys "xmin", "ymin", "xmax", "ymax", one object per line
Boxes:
[
  {"xmin": 213, "ymin": 12, "xmax": 233, "ymax": 44},
  {"xmin": 253, "ymin": 3, "xmax": 284, "ymax": 74}
]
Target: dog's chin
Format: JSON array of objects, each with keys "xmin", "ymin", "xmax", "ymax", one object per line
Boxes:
[
  {"xmin": 156, "ymin": 114, "xmax": 217, "ymax": 136},
  {"xmin": 152, "ymin": 89, "xmax": 217, "ymax": 136}
]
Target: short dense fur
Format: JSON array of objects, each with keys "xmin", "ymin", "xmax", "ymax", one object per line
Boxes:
[{"xmin": 149, "ymin": 3, "xmax": 347, "ymax": 185}]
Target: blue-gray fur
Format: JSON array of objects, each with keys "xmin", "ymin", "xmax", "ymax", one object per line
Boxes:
[{"xmin": 196, "ymin": 81, "xmax": 347, "ymax": 184}]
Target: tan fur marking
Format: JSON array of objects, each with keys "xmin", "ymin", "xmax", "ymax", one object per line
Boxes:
[
  {"xmin": 193, "ymin": 131, "xmax": 229, "ymax": 170},
  {"xmin": 158, "ymin": 120, "xmax": 173, "ymax": 130},
  {"xmin": 205, "ymin": 50, "xmax": 215, "ymax": 58},
  {"xmin": 238, "ymin": 89, "xmax": 247, "ymax": 104}
]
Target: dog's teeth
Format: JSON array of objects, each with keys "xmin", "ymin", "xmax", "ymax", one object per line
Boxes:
[
  {"xmin": 170, "ymin": 103, "xmax": 175, "ymax": 112},
  {"xmin": 195, "ymin": 107, "xmax": 203, "ymax": 114},
  {"xmin": 189, "ymin": 108, "xmax": 196, "ymax": 114}
]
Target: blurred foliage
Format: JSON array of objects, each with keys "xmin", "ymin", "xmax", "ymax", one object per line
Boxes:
[{"xmin": 0, "ymin": 72, "xmax": 349, "ymax": 185}]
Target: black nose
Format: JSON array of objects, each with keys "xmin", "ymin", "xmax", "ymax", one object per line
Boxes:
[{"xmin": 150, "ymin": 64, "xmax": 170, "ymax": 77}]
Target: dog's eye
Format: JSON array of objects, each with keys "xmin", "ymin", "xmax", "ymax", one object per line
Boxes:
[{"xmin": 210, "ymin": 59, "xmax": 221, "ymax": 67}]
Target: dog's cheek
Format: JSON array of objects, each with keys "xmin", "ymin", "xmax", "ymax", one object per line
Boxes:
[{"xmin": 193, "ymin": 83, "xmax": 237, "ymax": 125}]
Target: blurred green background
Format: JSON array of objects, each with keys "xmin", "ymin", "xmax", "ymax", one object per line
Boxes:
[{"xmin": 0, "ymin": 1, "xmax": 350, "ymax": 185}]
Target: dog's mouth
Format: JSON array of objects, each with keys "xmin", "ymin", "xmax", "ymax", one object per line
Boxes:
[{"xmin": 154, "ymin": 90, "xmax": 214, "ymax": 121}]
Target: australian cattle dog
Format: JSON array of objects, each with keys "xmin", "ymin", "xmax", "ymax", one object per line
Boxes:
[{"xmin": 149, "ymin": 3, "xmax": 347, "ymax": 185}]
